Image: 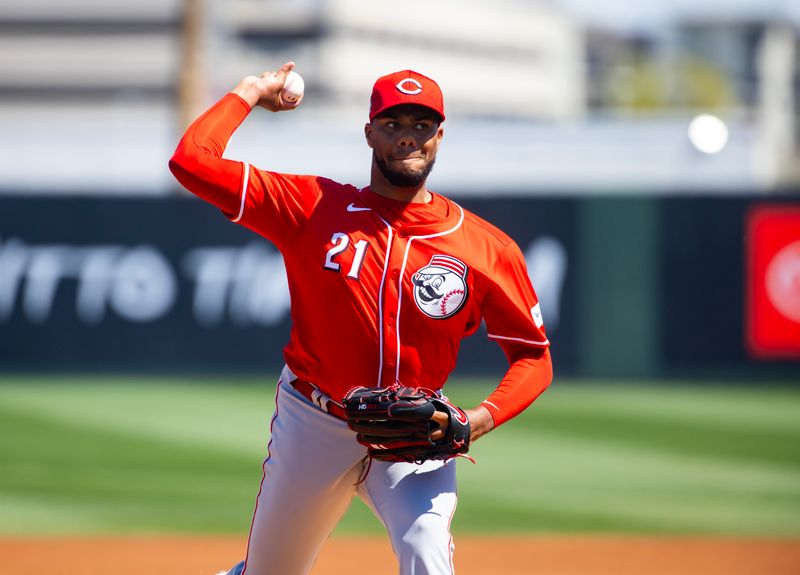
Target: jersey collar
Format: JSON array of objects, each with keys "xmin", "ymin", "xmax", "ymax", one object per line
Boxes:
[{"xmin": 357, "ymin": 187, "xmax": 461, "ymax": 236}]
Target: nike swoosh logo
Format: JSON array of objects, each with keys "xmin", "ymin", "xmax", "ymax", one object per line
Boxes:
[{"xmin": 347, "ymin": 203, "xmax": 371, "ymax": 212}]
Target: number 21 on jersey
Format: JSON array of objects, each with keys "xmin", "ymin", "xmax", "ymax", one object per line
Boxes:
[{"xmin": 323, "ymin": 232, "xmax": 370, "ymax": 280}]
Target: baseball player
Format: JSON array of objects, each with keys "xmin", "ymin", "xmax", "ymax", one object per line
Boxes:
[{"xmin": 169, "ymin": 62, "xmax": 553, "ymax": 575}]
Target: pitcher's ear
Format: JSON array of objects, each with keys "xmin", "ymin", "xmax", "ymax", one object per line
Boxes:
[{"xmin": 364, "ymin": 122, "xmax": 374, "ymax": 149}]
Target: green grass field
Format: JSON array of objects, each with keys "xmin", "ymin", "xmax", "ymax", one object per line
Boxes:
[{"xmin": 0, "ymin": 376, "xmax": 798, "ymax": 537}]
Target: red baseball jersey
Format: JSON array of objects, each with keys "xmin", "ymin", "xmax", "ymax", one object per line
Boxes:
[{"xmin": 170, "ymin": 94, "xmax": 552, "ymax": 426}]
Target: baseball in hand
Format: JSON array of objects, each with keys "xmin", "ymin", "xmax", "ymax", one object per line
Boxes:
[{"xmin": 281, "ymin": 71, "xmax": 305, "ymax": 104}]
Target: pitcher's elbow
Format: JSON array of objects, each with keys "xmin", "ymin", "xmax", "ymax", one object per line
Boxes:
[{"xmin": 168, "ymin": 150, "xmax": 186, "ymax": 178}]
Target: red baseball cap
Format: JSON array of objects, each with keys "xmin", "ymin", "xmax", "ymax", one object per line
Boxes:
[{"xmin": 369, "ymin": 70, "xmax": 445, "ymax": 122}]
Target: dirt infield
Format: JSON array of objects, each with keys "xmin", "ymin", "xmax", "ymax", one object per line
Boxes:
[{"xmin": 1, "ymin": 535, "xmax": 798, "ymax": 574}]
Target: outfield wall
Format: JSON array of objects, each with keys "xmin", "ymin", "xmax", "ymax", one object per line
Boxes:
[{"xmin": 0, "ymin": 194, "xmax": 798, "ymax": 379}]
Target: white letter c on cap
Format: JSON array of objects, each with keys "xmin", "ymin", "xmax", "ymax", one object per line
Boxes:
[{"xmin": 396, "ymin": 79, "xmax": 423, "ymax": 95}]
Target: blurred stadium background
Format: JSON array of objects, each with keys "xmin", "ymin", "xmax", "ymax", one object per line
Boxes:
[{"xmin": 1, "ymin": 0, "xmax": 799, "ymax": 571}]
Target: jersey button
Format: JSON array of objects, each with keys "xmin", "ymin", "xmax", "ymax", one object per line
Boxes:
[{"xmin": 391, "ymin": 270, "xmax": 399, "ymax": 279}]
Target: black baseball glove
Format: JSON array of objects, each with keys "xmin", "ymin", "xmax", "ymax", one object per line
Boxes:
[{"xmin": 342, "ymin": 384, "xmax": 471, "ymax": 463}]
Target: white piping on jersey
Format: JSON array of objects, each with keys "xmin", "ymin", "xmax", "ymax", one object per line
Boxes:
[
  {"xmin": 374, "ymin": 214, "xmax": 394, "ymax": 387},
  {"xmin": 487, "ymin": 333, "xmax": 550, "ymax": 346},
  {"xmin": 481, "ymin": 400, "xmax": 499, "ymax": 410},
  {"xmin": 232, "ymin": 162, "xmax": 250, "ymax": 223},
  {"xmin": 394, "ymin": 204, "xmax": 465, "ymax": 383}
]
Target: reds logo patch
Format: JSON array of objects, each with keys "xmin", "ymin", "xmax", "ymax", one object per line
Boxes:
[{"xmin": 411, "ymin": 255, "xmax": 468, "ymax": 319}]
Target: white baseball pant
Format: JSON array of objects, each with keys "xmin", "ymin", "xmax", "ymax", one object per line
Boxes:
[{"xmin": 239, "ymin": 371, "xmax": 459, "ymax": 575}]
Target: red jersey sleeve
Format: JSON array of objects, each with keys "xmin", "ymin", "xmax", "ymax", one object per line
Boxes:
[
  {"xmin": 478, "ymin": 240, "xmax": 553, "ymax": 426},
  {"xmin": 482, "ymin": 240, "xmax": 549, "ymax": 349},
  {"xmin": 233, "ymin": 168, "xmax": 325, "ymax": 249},
  {"xmin": 169, "ymin": 93, "xmax": 322, "ymax": 250}
]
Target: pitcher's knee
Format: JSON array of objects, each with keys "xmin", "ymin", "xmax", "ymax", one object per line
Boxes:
[{"xmin": 393, "ymin": 514, "xmax": 454, "ymax": 574}]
